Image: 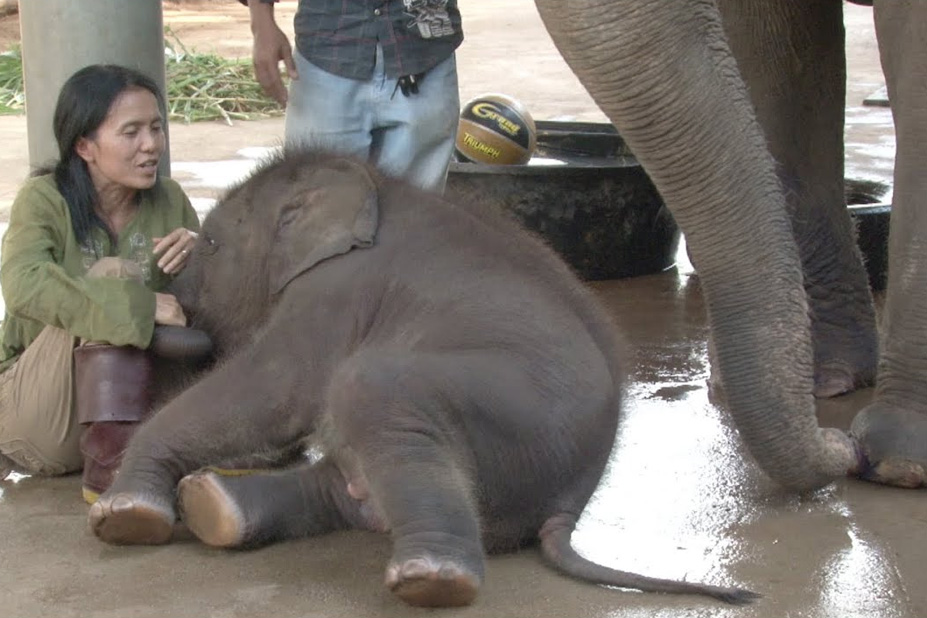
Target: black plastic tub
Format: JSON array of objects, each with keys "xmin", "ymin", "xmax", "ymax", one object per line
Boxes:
[
  {"xmin": 446, "ymin": 120, "xmax": 891, "ymax": 288},
  {"xmin": 445, "ymin": 120, "xmax": 679, "ymax": 281}
]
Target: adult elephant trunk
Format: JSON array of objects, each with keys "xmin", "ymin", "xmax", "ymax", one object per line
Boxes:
[{"xmin": 534, "ymin": 0, "xmax": 858, "ymax": 491}]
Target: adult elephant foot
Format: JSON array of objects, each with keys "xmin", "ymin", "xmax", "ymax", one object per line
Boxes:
[
  {"xmin": 850, "ymin": 402, "xmax": 927, "ymax": 488},
  {"xmin": 811, "ymin": 314, "xmax": 878, "ymax": 399},
  {"xmin": 814, "ymin": 357, "xmax": 876, "ymax": 399},
  {"xmin": 88, "ymin": 491, "xmax": 176, "ymax": 545},
  {"xmin": 385, "ymin": 552, "xmax": 482, "ymax": 608}
]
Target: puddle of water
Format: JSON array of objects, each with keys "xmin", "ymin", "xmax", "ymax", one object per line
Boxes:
[
  {"xmin": 817, "ymin": 520, "xmax": 908, "ymax": 618},
  {"xmin": 572, "ymin": 272, "xmax": 914, "ymax": 615},
  {"xmin": 573, "ymin": 379, "xmax": 759, "ymax": 589},
  {"xmin": 569, "ymin": 354, "xmax": 912, "ymax": 617}
]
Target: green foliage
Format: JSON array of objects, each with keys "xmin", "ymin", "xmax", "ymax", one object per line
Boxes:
[
  {"xmin": 163, "ymin": 28, "xmax": 282, "ymax": 124},
  {"xmin": 0, "ymin": 30, "xmax": 283, "ymax": 123},
  {"xmin": 0, "ymin": 47, "xmax": 23, "ymax": 115}
]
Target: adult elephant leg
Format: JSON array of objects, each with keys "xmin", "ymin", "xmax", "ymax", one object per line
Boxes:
[
  {"xmin": 850, "ymin": 0, "xmax": 927, "ymax": 488},
  {"xmin": 718, "ymin": 0, "xmax": 878, "ymax": 398},
  {"xmin": 535, "ymin": 0, "xmax": 858, "ymax": 490}
]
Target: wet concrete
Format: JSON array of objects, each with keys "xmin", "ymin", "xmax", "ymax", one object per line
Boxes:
[
  {"xmin": 0, "ymin": 2, "xmax": 923, "ymax": 617},
  {"xmin": 2, "ymin": 268, "xmax": 925, "ymax": 617}
]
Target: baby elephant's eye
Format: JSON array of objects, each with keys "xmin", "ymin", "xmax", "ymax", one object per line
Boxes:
[{"xmin": 202, "ymin": 233, "xmax": 219, "ymax": 255}]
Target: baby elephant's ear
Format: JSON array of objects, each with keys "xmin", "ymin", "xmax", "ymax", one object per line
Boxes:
[{"xmin": 270, "ymin": 158, "xmax": 379, "ymax": 294}]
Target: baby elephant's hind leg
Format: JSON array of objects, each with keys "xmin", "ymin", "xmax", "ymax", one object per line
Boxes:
[
  {"xmin": 177, "ymin": 457, "xmax": 376, "ymax": 549},
  {"xmin": 329, "ymin": 352, "xmax": 485, "ymax": 608}
]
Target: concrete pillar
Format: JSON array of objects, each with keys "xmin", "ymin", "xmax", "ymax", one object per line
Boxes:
[{"xmin": 19, "ymin": 0, "xmax": 169, "ymax": 174}]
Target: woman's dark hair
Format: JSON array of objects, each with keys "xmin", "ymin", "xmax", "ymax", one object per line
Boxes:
[{"xmin": 34, "ymin": 64, "xmax": 165, "ymax": 246}]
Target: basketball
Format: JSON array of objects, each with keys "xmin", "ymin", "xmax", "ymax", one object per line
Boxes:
[{"xmin": 455, "ymin": 94, "xmax": 537, "ymax": 165}]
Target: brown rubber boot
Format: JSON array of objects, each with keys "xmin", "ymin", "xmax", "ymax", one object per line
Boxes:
[{"xmin": 73, "ymin": 344, "xmax": 153, "ymax": 504}]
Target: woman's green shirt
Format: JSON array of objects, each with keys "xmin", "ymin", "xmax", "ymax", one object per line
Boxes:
[{"xmin": 0, "ymin": 174, "xmax": 201, "ymax": 372}]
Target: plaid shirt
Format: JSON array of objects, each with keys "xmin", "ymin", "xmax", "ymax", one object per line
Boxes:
[{"xmin": 242, "ymin": 0, "xmax": 463, "ymax": 80}]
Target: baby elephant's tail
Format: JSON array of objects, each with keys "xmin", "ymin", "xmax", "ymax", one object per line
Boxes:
[{"xmin": 539, "ymin": 514, "xmax": 761, "ymax": 605}]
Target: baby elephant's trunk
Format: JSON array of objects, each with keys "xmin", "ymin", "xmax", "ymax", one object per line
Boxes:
[{"xmin": 538, "ymin": 514, "xmax": 761, "ymax": 605}]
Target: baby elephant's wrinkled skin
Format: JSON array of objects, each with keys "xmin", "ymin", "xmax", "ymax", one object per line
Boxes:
[{"xmin": 88, "ymin": 150, "xmax": 757, "ymax": 607}]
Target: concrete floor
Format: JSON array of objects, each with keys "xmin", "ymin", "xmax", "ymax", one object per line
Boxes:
[
  {"xmin": 2, "ymin": 272, "xmax": 924, "ymax": 617},
  {"xmin": 0, "ymin": 2, "xmax": 923, "ymax": 617}
]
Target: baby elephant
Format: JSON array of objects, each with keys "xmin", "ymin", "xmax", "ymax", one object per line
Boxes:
[{"xmin": 89, "ymin": 150, "xmax": 757, "ymax": 607}]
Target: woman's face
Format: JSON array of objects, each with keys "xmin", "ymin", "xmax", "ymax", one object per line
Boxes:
[{"xmin": 76, "ymin": 86, "xmax": 165, "ymax": 194}]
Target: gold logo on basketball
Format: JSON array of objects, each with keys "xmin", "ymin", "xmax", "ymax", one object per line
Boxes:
[
  {"xmin": 461, "ymin": 133, "xmax": 502, "ymax": 159},
  {"xmin": 471, "ymin": 103, "xmax": 522, "ymax": 137}
]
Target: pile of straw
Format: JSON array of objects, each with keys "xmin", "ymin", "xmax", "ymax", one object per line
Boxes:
[{"xmin": 0, "ymin": 31, "xmax": 282, "ymax": 124}]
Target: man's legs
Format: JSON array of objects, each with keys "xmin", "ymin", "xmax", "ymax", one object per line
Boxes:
[
  {"xmin": 285, "ymin": 48, "xmax": 460, "ymax": 192},
  {"xmin": 372, "ymin": 52, "xmax": 460, "ymax": 192},
  {"xmin": 285, "ymin": 52, "xmax": 375, "ymax": 158}
]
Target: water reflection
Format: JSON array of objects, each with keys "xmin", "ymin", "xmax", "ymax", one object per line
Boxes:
[
  {"xmin": 817, "ymin": 507, "xmax": 908, "ymax": 618},
  {"xmin": 573, "ymin": 380, "xmax": 759, "ymax": 589},
  {"xmin": 0, "ymin": 471, "xmax": 27, "ymax": 502},
  {"xmin": 577, "ymin": 271, "xmax": 913, "ymax": 616},
  {"xmin": 578, "ymin": 271, "xmax": 757, "ymax": 593}
]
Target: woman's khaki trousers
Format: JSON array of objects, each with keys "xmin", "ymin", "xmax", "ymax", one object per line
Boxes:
[{"xmin": 0, "ymin": 257, "xmax": 144, "ymax": 475}]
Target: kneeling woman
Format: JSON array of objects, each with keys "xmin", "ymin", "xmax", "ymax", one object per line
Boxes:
[{"xmin": 0, "ymin": 64, "xmax": 200, "ymax": 502}]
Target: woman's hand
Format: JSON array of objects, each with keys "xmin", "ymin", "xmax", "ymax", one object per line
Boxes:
[
  {"xmin": 153, "ymin": 228, "xmax": 198, "ymax": 275},
  {"xmin": 154, "ymin": 292, "xmax": 187, "ymax": 327}
]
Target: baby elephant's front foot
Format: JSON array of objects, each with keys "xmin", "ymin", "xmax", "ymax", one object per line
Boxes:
[
  {"xmin": 88, "ymin": 491, "xmax": 176, "ymax": 545},
  {"xmin": 385, "ymin": 553, "xmax": 482, "ymax": 608}
]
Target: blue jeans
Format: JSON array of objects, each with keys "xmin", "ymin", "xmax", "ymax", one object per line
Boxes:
[{"xmin": 285, "ymin": 47, "xmax": 460, "ymax": 192}]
